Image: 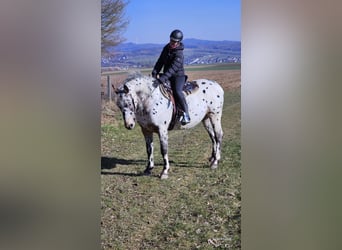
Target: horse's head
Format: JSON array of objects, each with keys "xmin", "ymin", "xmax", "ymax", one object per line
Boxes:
[{"xmin": 115, "ymin": 84, "xmax": 136, "ymax": 130}]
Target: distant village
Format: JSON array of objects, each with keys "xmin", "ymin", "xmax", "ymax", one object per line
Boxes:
[
  {"xmin": 101, "ymin": 54, "xmax": 241, "ymax": 70},
  {"xmin": 101, "ymin": 39, "xmax": 241, "ymax": 70}
]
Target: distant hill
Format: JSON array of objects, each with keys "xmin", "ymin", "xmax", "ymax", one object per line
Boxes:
[{"xmin": 101, "ymin": 39, "xmax": 241, "ymax": 69}]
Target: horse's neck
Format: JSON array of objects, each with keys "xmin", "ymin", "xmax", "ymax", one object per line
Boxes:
[
  {"xmin": 131, "ymin": 82, "xmax": 152, "ymax": 99},
  {"xmin": 129, "ymin": 80, "xmax": 155, "ymax": 110}
]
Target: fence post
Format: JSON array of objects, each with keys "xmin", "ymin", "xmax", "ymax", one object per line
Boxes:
[{"xmin": 107, "ymin": 75, "xmax": 112, "ymax": 102}]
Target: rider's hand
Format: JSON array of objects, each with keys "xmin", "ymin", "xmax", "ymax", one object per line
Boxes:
[
  {"xmin": 159, "ymin": 74, "xmax": 167, "ymax": 83},
  {"xmin": 151, "ymin": 70, "xmax": 157, "ymax": 78},
  {"xmin": 153, "ymin": 78, "xmax": 162, "ymax": 87}
]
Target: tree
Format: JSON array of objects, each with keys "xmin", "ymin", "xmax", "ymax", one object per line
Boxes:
[{"xmin": 101, "ymin": 0, "xmax": 129, "ymax": 55}]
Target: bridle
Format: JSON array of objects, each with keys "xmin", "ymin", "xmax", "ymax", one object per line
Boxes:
[{"xmin": 115, "ymin": 87, "xmax": 136, "ymax": 113}]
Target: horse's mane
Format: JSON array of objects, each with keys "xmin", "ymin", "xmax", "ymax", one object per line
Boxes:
[
  {"xmin": 122, "ymin": 71, "xmax": 155, "ymax": 92},
  {"xmin": 122, "ymin": 71, "xmax": 150, "ymax": 82},
  {"xmin": 123, "ymin": 71, "xmax": 143, "ymax": 83}
]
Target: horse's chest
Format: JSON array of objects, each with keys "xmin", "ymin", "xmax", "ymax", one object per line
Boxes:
[{"xmin": 137, "ymin": 100, "xmax": 172, "ymax": 127}]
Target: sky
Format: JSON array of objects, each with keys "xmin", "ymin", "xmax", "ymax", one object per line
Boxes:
[{"xmin": 122, "ymin": 0, "xmax": 241, "ymax": 44}]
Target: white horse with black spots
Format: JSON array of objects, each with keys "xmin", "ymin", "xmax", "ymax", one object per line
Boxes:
[{"xmin": 115, "ymin": 73, "xmax": 224, "ymax": 179}]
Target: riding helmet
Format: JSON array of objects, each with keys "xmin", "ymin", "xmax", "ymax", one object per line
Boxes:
[{"xmin": 170, "ymin": 29, "xmax": 183, "ymax": 42}]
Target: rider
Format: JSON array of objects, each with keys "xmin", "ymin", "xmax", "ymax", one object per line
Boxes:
[{"xmin": 151, "ymin": 29, "xmax": 191, "ymax": 125}]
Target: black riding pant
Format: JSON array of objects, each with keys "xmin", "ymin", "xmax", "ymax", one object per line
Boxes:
[{"xmin": 171, "ymin": 75, "xmax": 188, "ymax": 114}]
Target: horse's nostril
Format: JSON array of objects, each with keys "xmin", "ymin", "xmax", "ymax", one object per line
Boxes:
[{"xmin": 129, "ymin": 123, "xmax": 134, "ymax": 128}]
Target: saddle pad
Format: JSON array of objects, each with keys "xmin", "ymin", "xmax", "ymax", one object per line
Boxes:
[{"xmin": 183, "ymin": 81, "xmax": 199, "ymax": 95}]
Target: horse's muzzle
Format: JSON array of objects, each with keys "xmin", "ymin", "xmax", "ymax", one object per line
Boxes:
[{"xmin": 125, "ymin": 122, "xmax": 135, "ymax": 130}]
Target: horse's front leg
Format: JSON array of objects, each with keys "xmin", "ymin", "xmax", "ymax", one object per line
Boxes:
[
  {"xmin": 158, "ymin": 128, "xmax": 169, "ymax": 179},
  {"xmin": 142, "ymin": 128, "xmax": 154, "ymax": 175}
]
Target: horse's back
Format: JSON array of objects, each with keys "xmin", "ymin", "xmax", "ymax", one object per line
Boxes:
[
  {"xmin": 188, "ymin": 79, "xmax": 224, "ymax": 107},
  {"xmin": 195, "ymin": 78, "xmax": 224, "ymax": 95},
  {"xmin": 180, "ymin": 79, "xmax": 224, "ymax": 128}
]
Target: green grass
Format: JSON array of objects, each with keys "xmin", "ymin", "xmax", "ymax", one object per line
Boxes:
[{"xmin": 101, "ymin": 88, "xmax": 241, "ymax": 249}]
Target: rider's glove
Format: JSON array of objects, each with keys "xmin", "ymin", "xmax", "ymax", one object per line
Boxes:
[
  {"xmin": 151, "ymin": 70, "xmax": 157, "ymax": 78},
  {"xmin": 153, "ymin": 78, "xmax": 162, "ymax": 87},
  {"xmin": 159, "ymin": 74, "xmax": 167, "ymax": 83}
]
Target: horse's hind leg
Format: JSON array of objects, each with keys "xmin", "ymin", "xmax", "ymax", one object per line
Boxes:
[
  {"xmin": 210, "ymin": 114, "xmax": 223, "ymax": 169},
  {"xmin": 203, "ymin": 115, "xmax": 223, "ymax": 169},
  {"xmin": 203, "ymin": 117, "xmax": 217, "ymax": 164},
  {"xmin": 158, "ymin": 128, "xmax": 170, "ymax": 179},
  {"xmin": 142, "ymin": 128, "xmax": 154, "ymax": 175}
]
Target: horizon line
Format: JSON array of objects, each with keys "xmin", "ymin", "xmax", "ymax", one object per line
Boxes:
[{"xmin": 122, "ymin": 38, "xmax": 241, "ymax": 45}]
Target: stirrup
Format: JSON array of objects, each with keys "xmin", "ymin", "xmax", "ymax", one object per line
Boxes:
[{"xmin": 180, "ymin": 113, "xmax": 191, "ymax": 125}]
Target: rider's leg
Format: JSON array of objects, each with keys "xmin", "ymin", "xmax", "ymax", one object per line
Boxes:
[{"xmin": 173, "ymin": 76, "xmax": 190, "ymax": 124}]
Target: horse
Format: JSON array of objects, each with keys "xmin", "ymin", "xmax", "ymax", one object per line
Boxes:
[{"xmin": 115, "ymin": 73, "xmax": 224, "ymax": 179}]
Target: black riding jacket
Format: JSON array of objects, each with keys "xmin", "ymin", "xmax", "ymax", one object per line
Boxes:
[{"xmin": 153, "ymin": 42, "xmax": 185, "ymax": 79}]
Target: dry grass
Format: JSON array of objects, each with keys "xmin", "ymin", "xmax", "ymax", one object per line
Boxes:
[
  {"xmin": 187, "ymin": 70, "xmax": 241, "ymax": 91},
  {"xmin": 101, "ymin": 64, "xmax": 241, "ymax": 95}
]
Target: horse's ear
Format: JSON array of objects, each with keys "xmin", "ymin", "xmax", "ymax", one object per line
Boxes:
[
  {"xmin": 123, "ymin": 84, "xmax": 129, "ymax": 94},
  {"xmin": 113, "ymin": 84, "xmax": 119, "ymax": 94},
  {"xmin": 114, "ymin": 84, "xmax": 129, "ymax": 94}
]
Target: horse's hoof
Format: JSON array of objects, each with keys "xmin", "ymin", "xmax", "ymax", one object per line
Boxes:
[
  {"xmin": 160, "ymin": 173, "xmax": 169, "ymax": 179},
  {"xmin": 210, "ymin": 163, "xmax": 218, "ymax": 169},
  {"xmin": 144, "ymin": 169, "xmax": 152, "ymax": 176}
]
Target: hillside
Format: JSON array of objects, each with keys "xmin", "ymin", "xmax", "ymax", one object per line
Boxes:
[
  {"xmin": 101, "ymin": 69, "xmax": 241, "ymax": 249},
  {"xmin": 101, "ymin": 39, "xmax": 241, "ymax": 69}
]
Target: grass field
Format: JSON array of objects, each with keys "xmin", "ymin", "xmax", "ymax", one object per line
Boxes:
[{"xmin": 101, "ymin": 69, "xmax": 241, "ymax": 249}]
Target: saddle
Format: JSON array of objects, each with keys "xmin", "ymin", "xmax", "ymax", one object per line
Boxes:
[{"xmin": 158, "ymin": 77, "xmax": 199, "ymax": 130}]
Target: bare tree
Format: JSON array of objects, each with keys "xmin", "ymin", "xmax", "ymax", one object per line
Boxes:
[{"xmin": 101, "ymin": 0, "xmax": 129, "ymax": 55}]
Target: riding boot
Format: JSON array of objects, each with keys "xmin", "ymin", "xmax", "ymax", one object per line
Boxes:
[
  {"xmin": 181, "ymin": 112, "xmax": 191, "ymax": 125},
  {"xmin": 173, "ymin": 75, "xmax": 191, "ymax": 125},
  {"xmin": 178, "ymin": 95, "xmax": 191, "ymax": 125}
]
